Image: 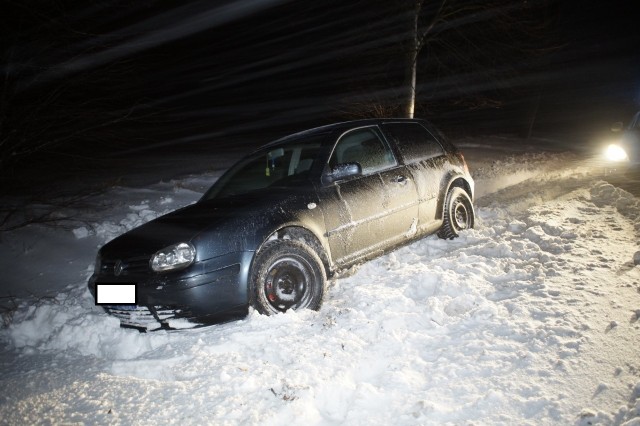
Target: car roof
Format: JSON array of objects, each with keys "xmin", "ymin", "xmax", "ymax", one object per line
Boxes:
[{"xmin": 262, "ymin": 118, "xmax": 430, "ymax": 148}]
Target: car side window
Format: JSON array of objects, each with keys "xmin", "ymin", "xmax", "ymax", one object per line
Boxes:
[
  {"xmin": 329, "ymin": 127, "xmax": 397, "ymax": 175},
  {"xmin": 382, "ymin": 122, "xmax": 444, "ymax": 163}
]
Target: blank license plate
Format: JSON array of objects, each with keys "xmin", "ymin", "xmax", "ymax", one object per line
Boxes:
[{"xmin": 96, "ymin": 284, "xmax": 137, "ymax": 305}]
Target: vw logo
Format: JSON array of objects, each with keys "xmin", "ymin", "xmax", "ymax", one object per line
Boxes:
[{"xmin": 114, "ymin": 260, "xmax": 124, "ymax": 276}]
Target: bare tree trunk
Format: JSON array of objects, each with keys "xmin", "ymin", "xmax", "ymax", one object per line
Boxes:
[
  {"xmin": 406, "ymin": 48, "xmax": 417, "ymax": 119},
  {"xmin": 405, "ymin": 1, "xmax": 420, "ymax": 119}
]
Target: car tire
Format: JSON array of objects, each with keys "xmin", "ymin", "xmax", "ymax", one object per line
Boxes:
[
  {"xmin": 250, "ymin": 239, "xmax": 326, "ymax": 315},
  {"xmin": 438, "ymin": 187, "xmax": 474, "ymax": 240}
]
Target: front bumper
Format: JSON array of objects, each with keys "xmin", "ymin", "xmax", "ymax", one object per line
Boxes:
[{"xmin": 88, "ymin": 251, "xmax": 254, "ymax": 329}]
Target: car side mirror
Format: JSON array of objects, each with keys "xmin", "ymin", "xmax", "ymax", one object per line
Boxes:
[
  {"xmin": 611, "ymin": 122, "xmax": 624, "ymax": 132},
  {"xmin": 324, "ymin": 162, "xmax": 362, "ymax": 184}
]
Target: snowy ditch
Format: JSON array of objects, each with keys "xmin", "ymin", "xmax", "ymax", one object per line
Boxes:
[{"xmin": 0, "ymin": 140, "xmax": 639, "ymax": 424}]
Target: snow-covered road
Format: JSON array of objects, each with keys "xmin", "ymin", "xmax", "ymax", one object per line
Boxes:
[{"xmin": 1, "ymin": 138, "xmax": 639, "ymax": 425}]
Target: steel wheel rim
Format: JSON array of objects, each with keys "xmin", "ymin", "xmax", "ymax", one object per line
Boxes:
[
  {"xmin": 264, "ymin": 256, "xmax": 313, "ymax": 312},
  {"xmin": 453, "ymin": 197, "xmax": 470, "ymax": 230}
]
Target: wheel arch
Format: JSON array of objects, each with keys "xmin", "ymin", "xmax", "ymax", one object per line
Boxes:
[
  {"xmin": 256, "ymin": 225, "xmax": 333, "ymax": 278},
  {"xmin": 436, "ymin": 175, "xmax": 474, "ymax": 220}
]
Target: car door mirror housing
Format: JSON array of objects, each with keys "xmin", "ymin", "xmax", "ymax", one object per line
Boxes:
[{"xmin": 325, "ymin": 162, "xmax": 362, "ymax": 184}]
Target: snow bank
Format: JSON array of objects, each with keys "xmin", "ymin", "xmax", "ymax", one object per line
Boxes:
[
  {"xmin": 470, "ymin": 151, "xmax": 588, "ymax": 199},
  {"xmin": 590, "ymin": 181, "xmax": 640, "ymax": 234},
  {"xmin": 6, "ymin": 286, "xmax": 170, "ymax": 360}
]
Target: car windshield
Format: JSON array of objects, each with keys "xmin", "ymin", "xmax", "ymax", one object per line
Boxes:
[{"xmin": 202, "ymin": 138, "xmax": 323, "ymax": 200}]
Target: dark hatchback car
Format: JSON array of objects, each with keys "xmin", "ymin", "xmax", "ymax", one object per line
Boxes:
[{"xmin": 88, "ymin": 119, "xmax": 475, "ymax": 329}]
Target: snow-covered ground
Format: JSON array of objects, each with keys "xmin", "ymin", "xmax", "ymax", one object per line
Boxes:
[{"xmin": 0, "ymin": 137, "xmax": 639, "ymax": 425}]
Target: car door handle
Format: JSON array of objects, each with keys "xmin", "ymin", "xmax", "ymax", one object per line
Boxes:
[{"xmin": 393, "ymin": 175, "xmax": 409, "ymax": 185}]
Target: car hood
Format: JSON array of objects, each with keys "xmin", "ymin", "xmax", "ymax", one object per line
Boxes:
[{"xmin": 100, "ymin": 186, "xmax": 314, "ymax": 259}]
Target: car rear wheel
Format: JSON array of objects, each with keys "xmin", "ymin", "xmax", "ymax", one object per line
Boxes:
[
  {"xmin": 438, "ymin": 187, "xmax": 474, "ymax": 240},
  {"xmin": 250, "ymin": 239, "xmax": 326, "ymax": 315}
]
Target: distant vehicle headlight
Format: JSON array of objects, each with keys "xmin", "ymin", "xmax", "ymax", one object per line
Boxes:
[
  {"xmin": 150, "ymin": 242, "xmax": 196, "ymax": 272},
  {"xmin": 605, "ymin": 144, "xmax": 628, "ymax": 162}
]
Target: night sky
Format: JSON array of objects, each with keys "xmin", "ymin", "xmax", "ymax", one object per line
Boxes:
[{"xmin": 1, "ymin": 0, "xmax": 639, "ymax": 191}]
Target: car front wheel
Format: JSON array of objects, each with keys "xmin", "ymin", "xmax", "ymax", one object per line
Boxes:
[
  {"xmin": 250, "ymin": 239, "xmax": 326, "ymax": 315},
  {"xmin": 438, "ymin": 187, "xmax": 475, "ymax": 240}
]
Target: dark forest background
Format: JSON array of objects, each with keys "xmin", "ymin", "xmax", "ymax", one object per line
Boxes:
[{"xmin": 1, "ymin": 0, "xmax": 639, "ymax": 193}]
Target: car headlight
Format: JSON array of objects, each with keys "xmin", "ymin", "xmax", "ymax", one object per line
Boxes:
[
  {"xmin": 605, "ymin": 144, "xmax": 628, "ymax": 162},
  {"xmin": 150, "ymin": 242, "xmax": 196, "ymax": 272}
]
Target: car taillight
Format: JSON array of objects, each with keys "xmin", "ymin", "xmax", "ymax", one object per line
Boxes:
[{"xmin": 456, "ymin": 151, "xmax": 469, "ymax": 174}]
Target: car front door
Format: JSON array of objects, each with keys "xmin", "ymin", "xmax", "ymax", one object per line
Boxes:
[{"xmin": 317, "ymin": 126, "xmax": 419, "ymax": 265}]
